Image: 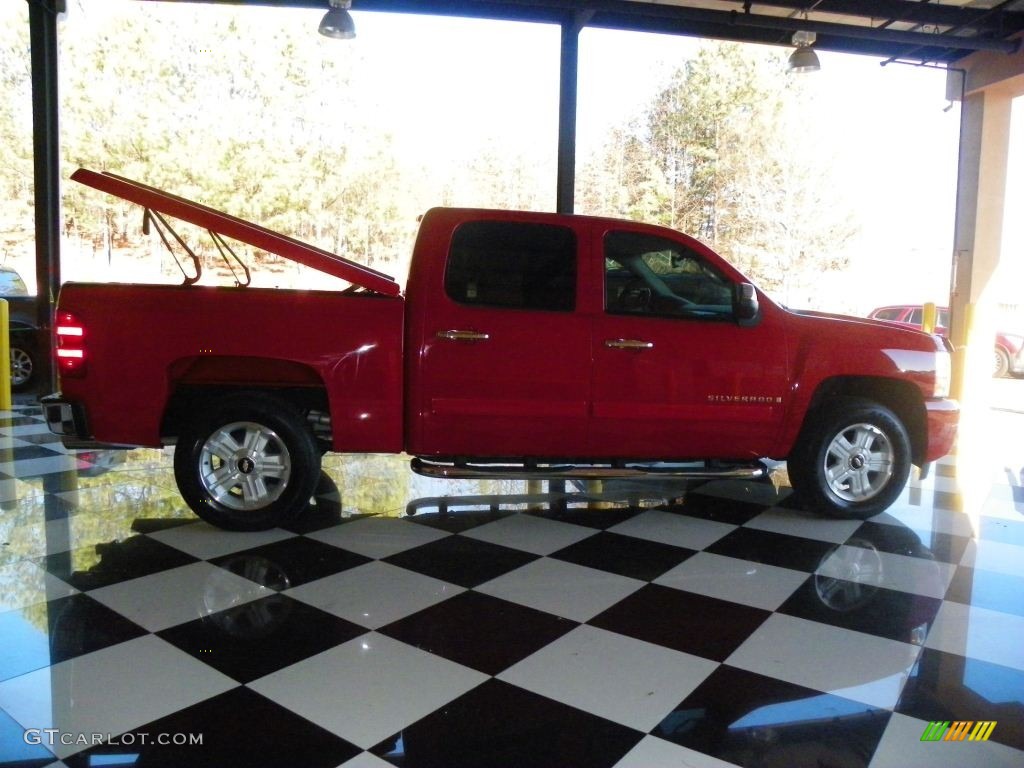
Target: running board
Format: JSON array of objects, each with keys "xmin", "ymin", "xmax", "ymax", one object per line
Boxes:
[{"xmin": 410, "ymin": 458, "xmax": 767, "ymax": 481}]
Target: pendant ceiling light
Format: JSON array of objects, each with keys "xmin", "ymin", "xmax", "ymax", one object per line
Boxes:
[
  {"xmin": 787, "ymin": 29, "xmax": 820, "ymax": 73},
  {"xmin": 319, "ymin": 0, "xmax": 356, "ymax": 40}
]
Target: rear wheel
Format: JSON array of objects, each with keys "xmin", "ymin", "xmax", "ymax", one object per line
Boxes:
[
  {"xmin": 788, "ymin": 398, "xmax": 911, "ymax": 519},
  {"xmin": 174, "ymin": 394, "xmax": 320, "ymax": 531}
]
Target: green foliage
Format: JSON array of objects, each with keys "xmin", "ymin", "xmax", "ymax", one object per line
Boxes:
[{"xmin": 579, "ymin": 42, "xmax": 858, "ymax": 297}]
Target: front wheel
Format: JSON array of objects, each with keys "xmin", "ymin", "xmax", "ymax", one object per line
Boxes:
[
  {"xmin": 788, "ymin": 398, "xmax": 911, "ymax": 519},
  {"xmin": 994, "ymin": 348, "xmax": 1010, "ymax": 378},
  {"xmin": 174, "ymin": 394, "xmax": 321, "ymax": 531}
]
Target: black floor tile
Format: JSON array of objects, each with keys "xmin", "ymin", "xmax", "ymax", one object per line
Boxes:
[
  {"xmin": 369, "ymin": 678, "xmax": 642, "ymax": 768},
  {"xmin": 0, "ymin": 416, "xmax": 44, "ymax": 428},
  {"xmin": 705, "ymin": 527, "xmax": 837, "ymax": 572},
  {"xmin": 945, "ymin": 566, "xmax": 1024, "ymax": 617},
  {"xmin": 381, "ymin": 591, "xmax": 576, "ymax": 675},
  {"xmin": 10, "ymin": 431, "xmax": 65, "ymax": 446},
  {"xmin": 896, "ymin": 647, "xmax": 1024, "ymax": 751},
  {"xmin": 550, "ymin": 530, "xmax": 696, "ymax": 582},
  {"xmin": 407, "ymin": 508, "xmax": 518, "ymax": 533},
  {"xmin": 930, "ymin": 489, "xmax": 965, "ymax": 512},
  {"xmin": 0, "ymin": 594, "xmax": 148, "ymax": 680},
  {"xmin": 36, "ymin": 536, "xmax": 199, "ymax": 590},
  {"xmin": 675, "ymin": 491, "xmax": 773, "ymax": 525},
  {"xmin": 210, "ymin": 536, "xmax": 371, "ymax": 589},
  {"xmin": 850, "ymin": 520, "xmax": 969, "ymax": 564},
  {"xmin": 8, "ymin": 444, "xmax": 63, "ymax": 462},
  {"xmin": 653, "ymin": 665, "xmax": 891, "ymax": 768},
  {"xmin": 383, "ymin": 535, "xmax": 538, "ymax": 588},
  {"xmin": 778, "ymin": 575, "xmax": 942, "ymax": 643},
  {"xmin": 525, "ymin": 505, "xmax": 647, "ymax": 530},
  {"xmin": 63, "ymin": 686, "xmax": 361, "ymax": 768},
  {"xmin": 588, "ymin": 583, "xmax": 770, "ymax": 661},
  {"xmin": 156, "ymin": 594, "xmax": 366, "ymax": 683}
]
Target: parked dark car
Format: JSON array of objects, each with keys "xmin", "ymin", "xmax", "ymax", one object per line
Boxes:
[
  {"xmin": 869, "ymin": 304, "xmax": 1024, "ymax": 378},
  {"xmin": 0, "ymin": 265, "xmax": 41, "ymax": 392}
]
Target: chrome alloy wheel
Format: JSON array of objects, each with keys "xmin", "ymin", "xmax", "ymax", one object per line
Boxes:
[
  {"xmin": 10, "ymin": 347, "xmax": 32, "ymax": 387},
  {"xmin": 823, "ymin": 423, "xmax": 894, "ymax": 503},
  {"xmin": 198, "ymin": 421, "xmax": 292, "ymax": 511},
  {"xmin": 814, "ymin": 540, "xmax": 883, "ymax": 612}
]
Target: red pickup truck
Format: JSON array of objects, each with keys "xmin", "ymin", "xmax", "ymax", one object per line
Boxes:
[{"xmin": 44, "ymin": 170, "xmax": 958, "ymax": 530}]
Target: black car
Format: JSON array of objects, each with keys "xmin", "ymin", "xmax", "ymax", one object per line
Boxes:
[{"xmin": 0, "ymin": 266, "xmax": 41, "ymax": 392}]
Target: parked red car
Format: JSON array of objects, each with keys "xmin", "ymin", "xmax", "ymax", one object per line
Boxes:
[{"xmin": 869, "ymin": 305, "xmax": 1024, "ymax": 378}]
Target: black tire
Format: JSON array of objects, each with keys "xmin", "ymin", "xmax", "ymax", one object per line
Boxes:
[
  {"xmin": 174, "ymin": 393, "xmax": 321, "ymax": 531},
  {"xmin": 788, "ymin": 397, "xmax": 911, "ymax": 520},
  {"xmin": 10, "ymin": 344, "xmax": 34, "ymax": 392},
  {"xmin": 994, "ymin": 347, "xmax": 1010, "ymax": 378}
]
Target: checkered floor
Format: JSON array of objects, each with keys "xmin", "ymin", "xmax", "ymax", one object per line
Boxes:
[{"xmin": 1, "ymin": 404, "xmax": 1023, "ymax": 768}]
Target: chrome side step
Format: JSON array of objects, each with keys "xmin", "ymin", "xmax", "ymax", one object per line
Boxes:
[{"xmin": 410, "ymin": 458, "xmax": 766, "ymax": 481}]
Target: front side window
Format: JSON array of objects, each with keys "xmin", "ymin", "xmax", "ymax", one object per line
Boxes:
[
  {"xmin": 908, "ymin": 308, "xmax": 923, "ymax": 325},
  {"xmin": 445, "ymin": 221, "xmax": 576, "ymax": 312},
  {"xmin": 604, "ymin": 231, "xmax": 733, "ymax": 320}
]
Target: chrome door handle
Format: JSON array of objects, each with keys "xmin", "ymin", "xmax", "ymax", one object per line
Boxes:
[
  {"xmin": 605, "ymin": 338, "xmax": 654, "ymax": 350},
  {"xmin": 437, "ymin": 329, "xmax": 490, "ymax": 342}
]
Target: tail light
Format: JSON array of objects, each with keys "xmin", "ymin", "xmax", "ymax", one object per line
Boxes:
[{"xmin": 55, "ymin": 311, "xmax": 86, "ymax": 378}]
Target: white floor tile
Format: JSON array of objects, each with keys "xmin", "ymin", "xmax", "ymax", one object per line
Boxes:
[
  {"xmin": 286, "ymin": 561, "xmax": 463, "ymax": 629},
  {"xmin": 959, "ymin": 538, "xmax": 1024, "ymax": 578},
  {"xmin": 499, "ymin": 625, "xmax": 717, "ymax": 732},
  {"xmin": 614, "ymin": 736, "xmax": 742, "ymax": 768},
  {"xmin": 147, "ymin": 522, "xmax": 295, "ymax": 560},
  {"xmin": 744, "ymin": 508, "xmax": 863, "ymax": 544},
  {"xmin": 307, "ymin": 516, "xmax": 449, "ymax": 559},
  {"xmin": 249, "ymin": 632, "xmax": 487, "ymax": 749},
  {"xmin": 0, "ymin": 635, "xmax": 237, "ymax": 759},
  {"xmin": 924, "ymin": 601, "xmax": 1024, "ymax": 671},
  {"xmin": 475, "ymin": 557, "xmax": 644, "ymax": 622},
  {"xmin": 726, "ymin": 614, "xmax": 921, "ymax": 709},
  {"xmin": 88, "ymin": 562, "xmax": 273, "ymax": 632},
  {"xmin": 460, "ymin": 513, "xmax": 596, "ymax": 555},
  {"xmin": 869, "ymin": 713, "xmax": 1024, "ymax": 768},
  {"xmin": 338, "ymin": 753, "xmax": 395, "ymax": 768},
  {"xmin": 1, "ymin": 455, "xmax": 81, "ymax": 479},
  {"xmin": 654, "ymin": 552, "xmax": 808, "ymax": 610},
  {"xmin": 0, "ymin": 561, "xmax": 77, "ymax": 612},
  {"xmin": 815, "ymin": 545, "xmax": 956, "ymax": 599},
  {"xmin": 608, "ymin": 510, "xmax": 735, "ymax": 551}
]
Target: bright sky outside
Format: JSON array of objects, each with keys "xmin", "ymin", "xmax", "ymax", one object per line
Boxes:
[{"xmin": 4, "ymin": 1, "xmax": 1022, "ymax": 313}]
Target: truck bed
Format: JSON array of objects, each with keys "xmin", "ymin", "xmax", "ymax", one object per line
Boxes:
[{"xmin": 57, "ymin": 282, "xmax": 405, "ymax": 451}]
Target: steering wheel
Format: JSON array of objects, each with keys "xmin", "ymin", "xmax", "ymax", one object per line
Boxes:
[{"xmin": 618, "ymin": 282, "xmax": 653, "ymax": 312}]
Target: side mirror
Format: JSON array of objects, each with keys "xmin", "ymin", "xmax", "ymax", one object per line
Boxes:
[{"xmin": 734, "ymin": 283, "xmax": 760, "ymax": 326}]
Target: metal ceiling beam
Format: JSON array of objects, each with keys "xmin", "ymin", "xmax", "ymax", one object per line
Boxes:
[
  {"xmin": 150, "ymin": 1, "xmax": 1022, "ymax": 59},
  {"xmin": 718, "ymin": 0, "xmax": 1014, "ymax": 31}
]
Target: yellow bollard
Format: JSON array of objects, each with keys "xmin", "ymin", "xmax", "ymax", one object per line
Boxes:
[
  {"xmin": 922, "ymin": 302, "xmax": 937, "ymax": 335},
  {"xmin": 0, "ymin": 299, "xmax": 10, "ymax": 411}
]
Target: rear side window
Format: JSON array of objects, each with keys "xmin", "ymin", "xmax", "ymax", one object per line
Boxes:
[
  {"xmin": 872, "ymin": 308, "xmax": 902, "ymax": 321},
  {"xmin": 445, "ymin": 221, "xmax": 576, "ymax": 312}
]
